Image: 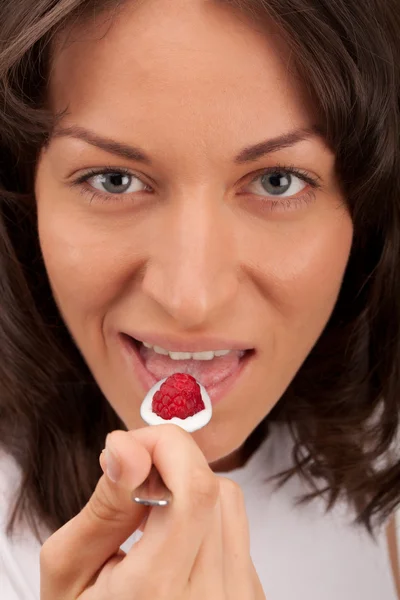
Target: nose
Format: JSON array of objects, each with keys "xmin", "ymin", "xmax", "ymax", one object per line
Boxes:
[{"xmin": 141, "ymin": 190, "xmax": 239, "ymax": 329}]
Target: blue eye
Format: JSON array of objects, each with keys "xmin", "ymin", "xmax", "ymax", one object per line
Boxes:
[
  {"xmin": 248, "ymin": 170, "xmax": 307, "ymax": 198},
  {"xmin": 88, "ymin": 172, "xmax": 147, "ymax": 194}
]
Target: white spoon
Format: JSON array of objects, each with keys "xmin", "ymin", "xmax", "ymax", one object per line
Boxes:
[{"xmin": 132, "ymin": 376, "xmax": 212, "ymax": 507}]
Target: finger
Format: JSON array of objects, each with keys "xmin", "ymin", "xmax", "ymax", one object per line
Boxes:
[
  {"xmin": 218, "ymin": 477, "xmax": 258, "ymax": 600},
  {"xmin": 250, "ymin": 560, "xmax": 266, "ymax": 599},
  {"xmin": 115, "ymin": 424, "xmax": 219, "ymax": 593},
  {"xmin": 40, "ymin": 430, "xmax": 151, "ymax": 599},
  {"xmin": 188, "ymin": 494, "xmax": 225, "ymax": 598}
]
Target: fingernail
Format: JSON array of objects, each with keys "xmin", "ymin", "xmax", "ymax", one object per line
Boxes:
[{"xmin": 105, "ymin": 438, "xmax": 121, "ymax": 483}]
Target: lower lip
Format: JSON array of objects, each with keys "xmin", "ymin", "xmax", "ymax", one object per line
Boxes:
[{"xmin": 119, "ymin": 334, "xmax": 255, "ymax": 407}]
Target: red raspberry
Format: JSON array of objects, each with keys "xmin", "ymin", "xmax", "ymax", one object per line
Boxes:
[{"xmin": 152, "ymin": 373, "xmax": 205, "ymax": 420}]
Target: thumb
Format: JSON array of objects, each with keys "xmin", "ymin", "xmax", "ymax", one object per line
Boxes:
[{"xmin": 40, "ymin": 430, "xmax": 151, "ymax": 596}]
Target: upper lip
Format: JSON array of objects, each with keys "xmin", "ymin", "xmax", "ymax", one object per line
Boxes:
[{"xmin": 121, "ymin": 332, "xmax": 254, "ymax": 353}]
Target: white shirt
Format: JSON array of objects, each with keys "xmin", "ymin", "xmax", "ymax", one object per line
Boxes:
[{"xmin": 0, "ymin": 424, "xmax": 397, "ymax": 599}]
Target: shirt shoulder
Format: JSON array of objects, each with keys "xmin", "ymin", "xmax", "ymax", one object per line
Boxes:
[
  {"xmin": 0, "ymin": 448, "xmax": 45, "ymax": 600},
  {"xmin": 228, "ymin": 424, "xmax": 398, "ymax": 600}
]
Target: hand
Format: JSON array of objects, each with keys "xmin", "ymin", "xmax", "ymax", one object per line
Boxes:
[{"xmin": 40, "ymin": 424, "xmax": 266, "ymax": 599}]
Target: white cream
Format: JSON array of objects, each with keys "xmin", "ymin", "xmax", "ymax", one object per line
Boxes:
[{"xmin": 140, "ymin": 376, "xmax": 212, "ymax": 433}]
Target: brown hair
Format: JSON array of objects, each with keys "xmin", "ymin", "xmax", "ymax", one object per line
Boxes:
[{"xmin": 0, "ymin": 0, "xmax": 399, "ymax": 542}]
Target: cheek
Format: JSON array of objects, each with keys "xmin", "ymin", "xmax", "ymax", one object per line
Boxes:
[
  {"xmin": 38, "ymin": 218, "xmax": 110, "ymax": 312},
  {"xmin": 258, "ymin": 207, "xmax": 353, "ymax": 345},
  {"xmin": 36, "ymin": 186, "xmax": 129, "ymax": 329}
]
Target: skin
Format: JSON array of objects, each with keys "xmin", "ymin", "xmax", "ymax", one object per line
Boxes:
[{"xmin": 35, "ymin": 0, "xmax": 353, "ymax": 470}]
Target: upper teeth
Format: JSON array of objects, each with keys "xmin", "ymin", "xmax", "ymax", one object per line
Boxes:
[{"xmin": 141, "ymin": 342, "xmax": 241, "ymax": 361}]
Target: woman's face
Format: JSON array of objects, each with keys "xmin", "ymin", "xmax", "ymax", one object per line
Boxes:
[{"xmin": 35, "ymin": 0, "xmax": 353, "ymax": 467}]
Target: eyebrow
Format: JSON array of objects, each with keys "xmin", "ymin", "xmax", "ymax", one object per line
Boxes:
[
  {"xmin": 52, "ymin": 123, "xmax": 325, "ymax": 165},
  {"xmin": 234, "ymin": 124, "xmax": 325, "ymax": 163},
  {"xmin": 52, "ymin": 125, "xmax": 151, "ymax": 164}
]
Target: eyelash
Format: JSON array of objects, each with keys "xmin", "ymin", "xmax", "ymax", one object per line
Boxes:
[
  {"xmin": 72, "ymin": 166, "xmax": 152, "ymax": 205},
  {"xmin": 72, "ymin": 163, "xmax": 322, "ymax": 210}
]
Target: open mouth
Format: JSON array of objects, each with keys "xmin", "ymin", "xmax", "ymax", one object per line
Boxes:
[{"xmin": 119, "ymin": 333, "xmax": 255, "ymax": 406}]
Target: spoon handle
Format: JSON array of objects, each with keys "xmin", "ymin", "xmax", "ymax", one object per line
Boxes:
[{"xmin": 131, "ymin": 465, "xmax": 172, "ymax": 507}]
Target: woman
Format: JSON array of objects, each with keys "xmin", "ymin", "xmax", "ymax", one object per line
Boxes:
[{"xmin": 1, "ymin": 0, "xmax": 399, "ymax": 598}]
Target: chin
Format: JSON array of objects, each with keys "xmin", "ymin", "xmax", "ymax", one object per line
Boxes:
[
  {"xmin": 111, "ymin": 392, "xmax": 250, "ymax": 466},
  {"xmin": 190, "ymin": 422, "xmax": 245, "ymax": 466}
]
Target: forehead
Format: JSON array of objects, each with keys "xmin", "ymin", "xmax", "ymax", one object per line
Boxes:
[{"xmin": 49, "ymin": 0, "xmax": 314, "ymax": 152}]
